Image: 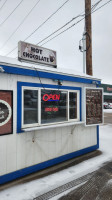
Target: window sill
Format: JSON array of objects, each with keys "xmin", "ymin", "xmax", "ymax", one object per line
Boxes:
[{"xmin": 22, "ymin": 121, "xmax": 84, "ymax": 132}]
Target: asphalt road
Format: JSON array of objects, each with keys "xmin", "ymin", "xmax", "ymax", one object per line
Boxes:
[
  {"xmin": 104, "ymin": 111, "xmax": 112, "ymax": 124},
  {"xmin": 59, "ymin": 161, "xmax": 112, "ymax": 200}
]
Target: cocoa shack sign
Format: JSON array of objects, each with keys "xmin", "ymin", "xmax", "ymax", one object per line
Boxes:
[
  {"xmin": 0, "ymin": 91, "xmax": 13, "ymax": 135},
  {"xmin": 0, "ymin": 100, "xmax": 12, "ymax": 125},
  {"xmin": 18, "ymin": 41, "xmax": 57, "ymax": 67}
]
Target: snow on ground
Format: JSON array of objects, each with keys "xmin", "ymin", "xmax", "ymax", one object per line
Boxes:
[
  {"xmin": 1, "ymin": 124, "xmax": 112, "ymax": 200},
  {"xmin": 103, "ymin": 109, "xmax": 112, "ymax": 113}
]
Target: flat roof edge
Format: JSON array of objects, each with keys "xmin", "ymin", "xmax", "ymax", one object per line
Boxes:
[{"xmin": 0, "ymin": 61, "xmax": 101, "ymax": 83}]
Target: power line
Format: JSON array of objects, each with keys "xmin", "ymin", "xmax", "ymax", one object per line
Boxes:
[
  {"xmin": 37, "ymin": 14, "xmax": 85, "ymax": 45},
  {"xmin": 41, "ymin": 18, "xmax": 85, "ymax": 46},
  {"xmin": 6, "ymin": 0, "xmax": 111, "ymax": 56},
  {"xmin": 92, "ymin": 0, "xmax": 112, "ymax": 13},
  {"xmin": 0, "ymin": 0, "xmax": 24, "ymax": 27},
  {"xmin": 40, "ymin": 0, "xmax": 112, "ymax": 46},
  {"xmin": 91, "ymin": 0, "xmax": 103, "ymax": 10},
  {"xmin": 0, "ymin": 0, "xmax": 41, "ymax": 51},
  {"xmin": 37, "ymin": 0, "xmax": 103, "ymax": 46},
  {"xmin": 37, "ymin": 0, "xmax": 103, "ymax": 45},
  {"xmin": 0, "ymin": 0, "xmax": 7, "ymax": 12},
  {"xmin": 5, "ymin": 0, "xmax": 102, "ymax": 56},
  {"xmin": 24, "ymin": 0, "xmax": 71, "ymax": 42},
  {"xmin": 6, "ymin": 0, "xmax": 71, "ymax": 56}
]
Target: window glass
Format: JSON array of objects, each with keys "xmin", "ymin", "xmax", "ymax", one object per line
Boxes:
[
  {"xmin": 24, "ymin": 90, "xmax": 38, "ymax": 124},
  {"xmin": 41, "ymin": 89, "xmax": 68, "ymax": 124},
  {"xmin": 69, "ymin": 92, "xmax": 77, "ymax": 119}
]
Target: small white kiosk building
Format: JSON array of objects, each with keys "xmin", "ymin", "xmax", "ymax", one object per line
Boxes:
[{"xmin": 0, "ymin": 45, "xmax": 103, "ymax": 184}]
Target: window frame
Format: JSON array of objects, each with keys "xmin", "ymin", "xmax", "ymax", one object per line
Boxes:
[
  {"xmin": 68, "ymin": 90, "xmax": 80, "ymax": 122},
  {"xmin": 22, "ymin": 87, "xmax": 80, "ymax": 128},
  {"xmin": 22, "ymin": 86, "xmax": 40, "ymax": 128}
]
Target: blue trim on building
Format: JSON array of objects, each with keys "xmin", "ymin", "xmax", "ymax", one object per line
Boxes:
[
  {"xmin": 0, "ymin": 139, "xmax": 99, "ymax": 185},
  {"xmin": 17, "ymin": 83, "xmax": 22, "ymax": 133},
  {"xmin": 17, "ymin": 81, "xmax": 82, "ymax": 133},
  {"xmin": 80, "ymin": 88, "xmax": 82, "ymax": 121},
  {"xmin": 1, "ymin": 64, "xmax": 101, "ymax": 84}
]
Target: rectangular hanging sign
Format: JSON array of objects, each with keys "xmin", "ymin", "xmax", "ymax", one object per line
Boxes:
[
  {"xmin": 18, "ymin": 41, "xmax": 57, "ymax": 67},
  {"xmin": 85, "ymin": 88, "xmax": 103, "ymax": 126},
  {"xmin": 0, "ymin": 90, "xmax": 13, "ymax": 136}
]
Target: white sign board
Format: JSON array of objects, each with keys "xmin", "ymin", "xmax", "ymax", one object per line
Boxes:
[{"xmin": 18, "ymin": 41, "xmax": 57, "ymax": 67}]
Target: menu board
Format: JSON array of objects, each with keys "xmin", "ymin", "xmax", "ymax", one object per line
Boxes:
[
  {"xmin": 0, "ymin": 91, "xmax": 13, "ymax": 135},
  {"xmin": 86, "ymin": 88, "xmax": 103, "ymax": 126}
]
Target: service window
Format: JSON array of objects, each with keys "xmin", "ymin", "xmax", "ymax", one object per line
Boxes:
[{"xmin": 22, "ymin": 87, "xmax": 80, "ymax": 128}]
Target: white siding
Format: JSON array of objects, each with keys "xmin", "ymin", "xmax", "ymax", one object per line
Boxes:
[{"xmin": 0, "ymin": 72, "xmax": 97, "ymax": 176}]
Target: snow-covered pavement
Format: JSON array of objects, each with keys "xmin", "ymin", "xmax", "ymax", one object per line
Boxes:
[
  {"xmin": 1, "ymin": 124, "xmax": 112, "ymax": 200},
  {"xmin": 103, "ymin": 109, "xmax": 112, "ymax": 113}
]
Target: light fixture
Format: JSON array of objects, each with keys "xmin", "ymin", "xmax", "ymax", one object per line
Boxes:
[
  {"xmin": 53, "ymin": 79, "xmax": 63, "ymax": 86},
  {"xmin": 58, "ymin": 80, "xmax": 63, "ymax": 86},
  {"xmin": 92, "ymin": 80, "xmax": 99, "ymax": 85}
]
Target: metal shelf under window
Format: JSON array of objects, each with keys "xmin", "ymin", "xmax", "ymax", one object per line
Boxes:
[{"xmin": 22, "ymin": 121, "xmax": 84, "ymax": 132}]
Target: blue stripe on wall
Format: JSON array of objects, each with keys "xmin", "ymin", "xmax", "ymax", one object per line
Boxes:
[{"xmin": 1, "ymin": 64, "xmax": 101, "ymax": 84}]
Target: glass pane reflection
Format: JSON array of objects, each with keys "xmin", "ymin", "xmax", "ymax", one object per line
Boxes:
[
  {"xmin": 41, "ymin": 89, "xmax": 68, "ymax": 124},
  {"xmin": 24, "ymin": 90, "xmax": 38, "ymax": 124},
  {"xmin": 69, "ymin": 92, "xmax": 77, "ymax": 119}
]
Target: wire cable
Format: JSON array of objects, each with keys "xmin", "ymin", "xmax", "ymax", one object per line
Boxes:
[
  {"xmin": 40, "ymin": 0, "xmax": 104, "ymax": 46},
  {"xmin": 0, "ymin": 0, "xmax": 7, "ymax": 12},
  {"xmin": 6, "ymin": 0, "xmax": 111, "ymax": 56},
  {"xmin": 6, "ymin": 0, "xmax": 71, "ymax": 56},
  {"xmin": 37, "ymin": 14, "xmax": 85, "ymax": 45},
  {"xmin": 34, "ymin": 67, "xmax": 46, "ymax": 89},
  {"xmin": 36, "ymin": 0, "xmax": 103, "ymax": 45},
  {"xmin": 0, "ymin": 0, "xmax": 41, "ymax": 51},
  {"xmin": 0, "ymin": 0, "xmax": 24, "ymax": 27},
  {"xmin": 24, "ymin": 0, "xmax": 71, "ymax": 42},
  {"xmin": 91, "ymin": 0, "xmax": 103, "ymax": 11},
  {"xmin": 40, "ymin": 0, "xmax": 112, "ymax": 46},
  {"xmin": 41, "ymin": 18, "xmax": 85, "ymax": 46},
  {"xmin": 92, "ymin": 0, "xmax": 112, "ymax": 13},
  {"xmin": 5, "ymin": 0, "xmax": 102, "ymax": 55}
]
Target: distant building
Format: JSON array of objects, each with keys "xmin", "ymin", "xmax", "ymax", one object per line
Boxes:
[{"xmin": 99, "ymin": 84, "xmax": 112, "ymax": 103}]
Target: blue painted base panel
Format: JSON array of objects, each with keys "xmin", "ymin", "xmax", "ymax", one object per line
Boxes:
[{"xmin": 0, "ymin": 144, "xmax": 98, "ymax": 185}]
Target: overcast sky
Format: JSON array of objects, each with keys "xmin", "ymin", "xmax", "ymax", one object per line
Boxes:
[{"xmin": 0, "ymin": 0, "xmax": 111, "ymax": 84}]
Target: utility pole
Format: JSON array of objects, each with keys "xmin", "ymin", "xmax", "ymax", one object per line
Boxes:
[
  {"xmin": 82, "ymin": 28, "xmax": 86, "ymax": 74},
  {"xmin": 85, "ymin": 0, "xmax": 93, "ymax": 76}
]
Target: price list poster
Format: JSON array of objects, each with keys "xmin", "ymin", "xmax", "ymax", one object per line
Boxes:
[{"xmin": 85, "ymin": 88, "xmax": 103, "ymax": 126}]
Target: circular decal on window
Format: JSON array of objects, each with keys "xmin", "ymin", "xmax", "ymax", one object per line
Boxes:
[{"xmin": 0, "ymin": 100, "xmax": 12, "ymax": 126}]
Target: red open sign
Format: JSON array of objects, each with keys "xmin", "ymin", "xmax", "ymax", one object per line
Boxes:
[{"xmin": 43, "ymin": 94, "xmax": 60, "ymax": 101}]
